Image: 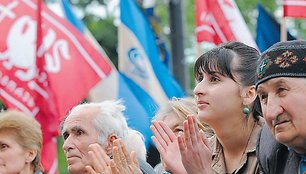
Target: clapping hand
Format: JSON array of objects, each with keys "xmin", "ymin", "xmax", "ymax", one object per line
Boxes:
[
  {"xmin": 151, "ymin": 120, "xmax": 188, "ymax": 174},
  {"xmin": 178, "ymin": 115, "xmax": 212, "ymax": 174}
]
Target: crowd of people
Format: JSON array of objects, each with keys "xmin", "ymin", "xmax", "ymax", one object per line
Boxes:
[{"xmin": 0, "ymin": 40, "xmax": 305, "ymax": 174}]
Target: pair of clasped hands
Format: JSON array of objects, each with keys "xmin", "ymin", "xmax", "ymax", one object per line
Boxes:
[
  {"xmin": 151, "ymin": 115, "xmax": 212, "ymax": 174},
  {"xmin": 85, "ymin": 139, "xmax": 142, "ymax": 174}
]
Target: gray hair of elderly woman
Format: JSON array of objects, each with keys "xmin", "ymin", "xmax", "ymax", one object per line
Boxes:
[
  {"xmin": 153, "ymin": 97, "xmax": 214, "ymax": 137},
  {"xmin": 126, "ymin": 128, "xmax": 147, "ymax": 161},
  {"xmin": 0, "ymin": 110, "xmax": 43, "ymax": 172},
  {"xmin": 62, "ymin": 100, "xmax": 129, "ymax": 145}
]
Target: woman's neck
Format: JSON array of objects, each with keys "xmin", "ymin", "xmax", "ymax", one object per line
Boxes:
[
  {"xmin": 214, "ymin": 116, "xmax": 256, "ymax": 155},
  {"xmin": 214, "ymin": 116, "xmax": 256, "ymax": 173},
  {"xmin": 19, "ymin": 164, "xmax": 35, "ymax": 174}
]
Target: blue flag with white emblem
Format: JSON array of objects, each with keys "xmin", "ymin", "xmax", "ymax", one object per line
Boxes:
[{"xmin": 119, "ymin": 0, "xmax": 185, "ymax": 121}]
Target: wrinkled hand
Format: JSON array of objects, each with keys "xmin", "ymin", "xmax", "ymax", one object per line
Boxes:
[
  {"xmin": 110, "ymin": 139, "xmax": 142, "ymax": 174},
  {"xmin": 150, "ymin": 121, "xmax": 187, "ymax": 174},
  {"xmin": 178, "ymin": 115, "xmax": 212, "ymax": 174},
  {"xmin": 85, "ymin": 143, "xmax": 112, "ymax": 174}
]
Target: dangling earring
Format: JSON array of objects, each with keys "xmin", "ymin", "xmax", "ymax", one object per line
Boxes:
[{"xmin": 242, "ymin": 105, "xmax": 250, "ymax": 116}]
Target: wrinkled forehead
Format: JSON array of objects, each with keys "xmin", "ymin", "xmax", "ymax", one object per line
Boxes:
[
  {"xmin": 62, "ymin": 108, "xmax": 97, "ymax": 132},
  {"xmin": 257, "ymin": 77, "xmax": 306, "ymax": 92}
]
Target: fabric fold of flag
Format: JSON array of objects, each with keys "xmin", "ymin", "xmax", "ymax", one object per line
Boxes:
[
  {"xmin": 59, "ymin": 0, "xmax": 153, "ymax": 146},
  {"xmin": 119, "ymin": 0, "xmax": 184, "ymax": 106},
  {"xmin": 256, "ymin": 4, "xmax": 296, "ymax": 52},
  {"xmin": 195, "ymin": 0, "xmax": 257, "ymax": 48},
  {"xmin": 0, "ymin": 0, "xmax": 112, "ymax": 172}
]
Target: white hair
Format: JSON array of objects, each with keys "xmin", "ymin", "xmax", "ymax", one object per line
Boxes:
[
  {"xmin": 67, "ymin": 100, "xmax": 129, "ymax": 144},
  {"xmin": 126, "ymin": 128, "xmax": 147, "ymax": 161}
]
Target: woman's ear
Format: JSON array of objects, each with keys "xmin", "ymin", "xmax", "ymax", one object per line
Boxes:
[
  {"xmin": 25, "ymin": 149, "xmax": 37, "ymax": 163},
  {"xmin": 241, "ymin": 85, "xmax": 257, "ymax": 105}
]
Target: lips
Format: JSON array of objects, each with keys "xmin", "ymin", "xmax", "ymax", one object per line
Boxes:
[
  {"xmin": 197, "ymin": 101, "xmax": 209, "ymax": 109},
  {"xmin": 272, "ymin": 115, "xmax": 290, "ymax": 126},
  {"xmin": 67, "ymin": 156, "xmax": 81, "ymax": 165}
]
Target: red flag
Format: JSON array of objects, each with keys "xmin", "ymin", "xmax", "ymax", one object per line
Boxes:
[
  {"xmin": 283, "ymin": 0, "xmax": 306, "ymax": 18},
  {"xmin": 0, "ymin": 0, "xmax": 112, "ymax": 173},
  {"xmin": 195, "ymin": 0, "xmax": 257, "ymax": 48}
]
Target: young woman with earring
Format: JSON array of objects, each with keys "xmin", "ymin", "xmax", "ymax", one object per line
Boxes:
[
  {"xmin": 150, "ymin": 42, "xmax": 264, "ymax": 174},
  {"xmin": 177, "ymin": 41, "xmax": 265, "ymax": 174}
]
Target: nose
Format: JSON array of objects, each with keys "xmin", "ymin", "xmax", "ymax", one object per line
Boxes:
[
  {"xmin": 63, "ymin": 135, "xmax": 74, "ymax": 153},
  {"xmin": 264, "ymin": 95, "xmax": 284, "ymax": 123},
  {"xmin": 194, "ymin": 80, "xmax": 206, "ymax": 97}
]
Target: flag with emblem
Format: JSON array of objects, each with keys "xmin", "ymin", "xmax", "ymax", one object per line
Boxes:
[
  {"xmin": 119, "ymin": 0, "xmax": 184, "ymax": 122},
  {"xmin": 57, "ymin": 0, "xmax": 152, "ymax": 146},
  {"xmin": 0, "ymin": 0, "xmax": 112, "ymax": 172}
]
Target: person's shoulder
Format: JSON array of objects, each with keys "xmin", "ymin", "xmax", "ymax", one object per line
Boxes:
[
  {"xmin": 138, "ymin": 158, "xmax": 156, "ymax": 174},
  {"xmin": 256, "ymin": 124, "xmax": 288, "ymax": 174},
  {"xmin": 256, "ymin": 124, "xmax": 282, "ymax": 152}
]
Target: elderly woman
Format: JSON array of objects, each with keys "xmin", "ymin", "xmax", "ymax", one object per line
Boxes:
[
  {"xmin": 0, "ymin": 110, "xmax": 43, "ymax": 174},
  {"xmin": 150, "ymin": 97, "xmax": 213, "ymax": 174}
]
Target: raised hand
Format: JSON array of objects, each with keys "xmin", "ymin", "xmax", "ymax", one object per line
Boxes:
[
  {"xmin": 85, "ymin": 143, "xmax": 112, "ymax": 174},
  {"xmin": 178, "ymin": 115, "xmax": 212, "ymax": 174},
  {"xmin": 150, "ymin": 120, "xmax": 187, "ymax": 174},
  {"xmin": 110, "ymin": 139, "xmax": 142, "ymax": 174}
]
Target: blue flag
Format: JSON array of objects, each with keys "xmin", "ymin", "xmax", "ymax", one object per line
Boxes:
[
  {"xmin": 256, "ymin": 4, "xmax": 296, "ymax": 52},
  {"xmin": 119, "ymin": 0, "xmax": 184, "ymax": 117},
  {"xmin": 59, "ymin": 0, "xmax": 152, "ymax": 146},
  {"xmin": 143, "ymin": 1, "xmax": 171, "ymax": 68}
]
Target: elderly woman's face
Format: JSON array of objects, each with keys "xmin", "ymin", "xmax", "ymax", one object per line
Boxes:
[
  {"xmin": 0, "ymin": 129, "xmax": 32, "ymax": 174},
  {"xmin": 163, "ymin": 112, "xmax": 184, "ymax": 136},
  {"xmin": 257, "ymin": 77, "xmax": 306, "ymax": 153}
]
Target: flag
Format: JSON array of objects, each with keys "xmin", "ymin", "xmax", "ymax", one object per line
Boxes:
[
  {"xmin": 0, "ymin": 0, "xmax": 112, "ymax": 172},
  {"xmin": 58, "ymin": 0, "xmax": 153, "ymax": 146},
  {"xmin": 119, "ymin": 0, "xmax": 184, "ymax": 118},
  {"xmin": 142, "ymin": 0, "xmax": 171, "ymax": 68},
  {"xmin": 195, "ymin": 0, "xmax": 257, "ymax": 48},
  {"xmin": 283, "ymin": 0, "xmax": 306, "ymax": 18},
  {"xmin": 256, "ymin": 4, "xmax": 296, "ymax": 52}
]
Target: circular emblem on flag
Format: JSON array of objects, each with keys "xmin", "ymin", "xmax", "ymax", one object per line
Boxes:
[{"xmin": 127, "ymin": 48, "xmax": 148, "ymax": 79}]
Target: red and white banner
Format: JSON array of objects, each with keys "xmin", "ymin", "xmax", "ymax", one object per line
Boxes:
[
  {"xmin": 0, "ymin": 0, "xmax": 112, "ymax": 172},
  {"xmin": 195, "ymin": 0, "xmax": 257, "ymax": 48},
  {"xmin": 283, "ymin": 0, "xmax": 306, "ymax": 18}
]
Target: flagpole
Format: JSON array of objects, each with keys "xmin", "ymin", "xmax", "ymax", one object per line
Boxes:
[
  {"xmin": 169, "ymin": 0, "xmax": 187, "ymax": 90},
  {"xmin": 281, "ymin": 16, "xmax": 287, "ymax": 41}
]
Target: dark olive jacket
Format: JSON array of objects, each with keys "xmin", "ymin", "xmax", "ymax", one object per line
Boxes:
[{"xmin": 256, "ymin": 124, "xmax": 300, "ymax": 174}]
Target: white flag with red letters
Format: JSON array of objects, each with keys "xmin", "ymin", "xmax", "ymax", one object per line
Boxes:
[{"xmin": 0, "ymin": 0, "xmax": 112, "ymax": 172}]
